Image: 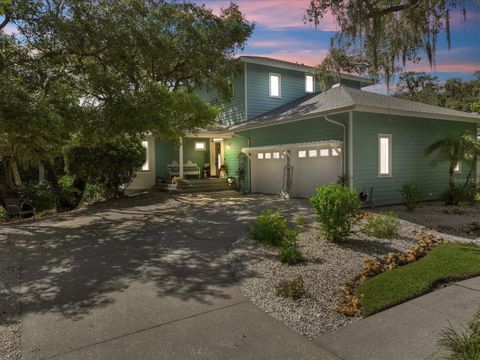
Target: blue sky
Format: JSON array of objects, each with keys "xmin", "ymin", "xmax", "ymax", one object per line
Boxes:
[{"xmin": 200, "ymin": 0, "xmax": 480, "ymax": 91}]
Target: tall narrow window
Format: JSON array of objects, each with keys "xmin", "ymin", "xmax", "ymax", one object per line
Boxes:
[
  {"xmin": 269, "ymin": 73, "xmax": 281, "ymax": 97},
  {"xmin": 378, "ymin": 134, "xmax": 392, "ymax": 176},
  {"xmin": 305, "ymin": 75, "xmax": 314, "ymax": 93},
  {"xmin": 141, "ymin": 140, "xmax": 149, "ymax": 171}
]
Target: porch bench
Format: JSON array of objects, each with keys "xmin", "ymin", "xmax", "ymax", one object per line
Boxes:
[{"xmin": 167, "ymin": 160, "xmax": 201, "ymax": 179}]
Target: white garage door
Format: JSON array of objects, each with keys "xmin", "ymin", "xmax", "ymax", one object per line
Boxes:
[
  {"xmin": 251, "ymin": 151, "xmax": 286, "ymax": 195},
  {"xmin": 291, "ymin": 147, "xmax": 342, "ymax": 198}
]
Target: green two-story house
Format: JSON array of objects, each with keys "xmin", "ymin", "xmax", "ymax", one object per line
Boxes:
[{"xmin": 129, "ymin": 56, "xmax": 479, "ymax": 205}]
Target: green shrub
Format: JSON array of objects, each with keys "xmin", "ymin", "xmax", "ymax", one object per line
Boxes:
[
  {"xmin": 64, "ymin": 138, "xmax": 146, "ymax": 197},
  {"xmin": 82, "ymin": 183, "xmax": 104, "ymax": 203},
  {"xmin": 17, "ymin": 181, "xmax": 56, "ymax": 212},
  {"xmin": 294, "ymin": 215, "xmax": 308, "ymax": 228},
  {"xmin": 276, "ymin": 276, "xmax": 305, "ymax": 300},
  {"xmin": 363, "ymin": 213, "xmax": 399, "ymax": 239},
  {"xmin": 278, "ymin": 229, "xmax": 303, "ymax": 265},
  {"xmin": 0, "ymin": 206, "xmax": 8, "ymax": 221},
  {"xmin": 462, "ymin": 180, "xmax": 478, "ymax": 204},
  {"xmin": 310, "ymin": 184, "xmax": 361, "ymax": 242},
  {"xmin": 399, "ymin": 182, "xmax": 422, "ymax": 211},
  {"xmin": 57, "ymin": 175, "xmax": 82, "ymax": 210},
  {"xmin": 438, "ymin": 309, "xmax": 480, "ymax": 359},
  {"xmin": 249, "ymin": 209, "xmax": 287, "ymax": 247},
  {"xmin": 442, "ymin": 186, "xmax": 466, "ymax": 206}
]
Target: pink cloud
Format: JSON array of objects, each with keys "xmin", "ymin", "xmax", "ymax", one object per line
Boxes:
[
  {"xmin": 407, "ymin": 62, "xmax": 480, "ymax": 73},
  {"xmin": 246, "ymin": 49, "xmax": 329, "ymax": 67},
  {"xmin": 203, "ymin": 0, "xmax": 338, "ymax": 31},
  {"xmin": 448, "ymin": 9, "xmax": 480, "ymax": 28}
]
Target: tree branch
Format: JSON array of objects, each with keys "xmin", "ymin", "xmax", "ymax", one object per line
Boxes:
[
  {"xmin": 0, "ymin": 14, "xmax": 9, "ymax": 31},
  {"xmin": 367, "ymin": 0, "xmax": 421, "ymax": 18}
]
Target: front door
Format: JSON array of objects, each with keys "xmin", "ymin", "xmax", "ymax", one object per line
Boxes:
[{"xmin": 209, "ymin": 140, "xmax": 224, "ymax": 177}]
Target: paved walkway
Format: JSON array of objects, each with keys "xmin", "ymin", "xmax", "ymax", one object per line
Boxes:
[
  {"xmin": 316, "ymin": 276, "xmax": 480, "ymax": 360},
  {"xmin": 8, "ymin": 192, "xmax": 338, "ymax": 360}
]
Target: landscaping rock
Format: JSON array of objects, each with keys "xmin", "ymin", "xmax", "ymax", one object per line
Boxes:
[{"xmin": 229, "ymin": 215, "xmax": 420, "ymax": 339}]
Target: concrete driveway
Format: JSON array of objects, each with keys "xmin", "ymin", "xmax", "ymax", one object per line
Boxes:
[{"xmin": 8, "ymin": 191, "xmax": 338, "ymax": 360}]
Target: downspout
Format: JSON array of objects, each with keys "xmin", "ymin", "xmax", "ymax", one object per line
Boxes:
[
  {"xmin": 324, "ymin": 116, "xmax": 346, "ymax": 177},
  {"xmin": 232, "ymin": 133, "xmax": 251, "ymax": 193}
]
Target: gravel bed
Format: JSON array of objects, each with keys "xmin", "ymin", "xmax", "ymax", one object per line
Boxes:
[
  {"xmin": 0, "ymin": 230, "xmax": 21, "ymax": 360},
  {"xmin": 229, "ymin": 214, "xmax": 421, "ymax": 339},
  {"xmin": 377, "ymin": 202, "xmax": 480, "ymax": 241}
]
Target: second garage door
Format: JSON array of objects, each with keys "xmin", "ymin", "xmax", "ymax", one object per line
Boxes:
[
  {"xmin": 245, "ymin": 141, "xmax": 343, "ymax": 198},
  {"xmin": 291, "ymin": 147, "xmax": 342, "ymax": 198}
]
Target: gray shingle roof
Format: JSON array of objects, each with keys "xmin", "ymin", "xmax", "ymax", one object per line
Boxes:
[{"xmin": 230, "ymin": 85, "xmax": 479, "ymax": 130}]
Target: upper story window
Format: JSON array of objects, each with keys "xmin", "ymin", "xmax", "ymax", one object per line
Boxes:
[
  {"xmin": 305, "ymin": 75, "xmax": 314, "ymax": 93},
  {"xmin": 269, "ymin": 73, "xmax": 281, "ymax": 97},
  {"xmin": 378, "ymin": 134, "xmax": 392, "ymax": 177}
]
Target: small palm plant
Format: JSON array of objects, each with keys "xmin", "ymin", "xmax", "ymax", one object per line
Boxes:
[
  {"xmin": 437, "ymin": 309, "xmax": 480, "ymax": 359},
  {"xmin": 425, "ymin": 131, "xmax": 480, "ymax": 205}
]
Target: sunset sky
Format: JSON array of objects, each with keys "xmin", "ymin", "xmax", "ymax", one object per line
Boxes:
[{"xmin": 200, "ymin": 0, "xmax": 480, "ymax": 92}]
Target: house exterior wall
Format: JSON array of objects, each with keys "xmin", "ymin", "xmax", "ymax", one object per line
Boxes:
[
  {"xmin": 127, "ymin": 134, "xmax": 157, "ymax": 191},
  {"xmin": 228, "ymin": 113, "xmax": 349, "ymax": 192},
  {"xmin": 352, "ymin": 111, "xmax": 476, "ymax": 205},
  {"xmin": 245, "ymin": 63, "xmax": 321, "ymax": 120},
  {"xmin": 195, "ymin": 68, "xmax": 246, "ymax": 126},
  {"xmin": 155, "ymin": 138, "xmax": 211, "ymax": 180}
]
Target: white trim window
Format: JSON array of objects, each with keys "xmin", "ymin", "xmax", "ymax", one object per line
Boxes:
[
  {"xmin": 269, "ymin": 73, "xmax": 281, "ymax": 97},
  {"xmin": 320, "ymin": 149, "xmax": 329, "ymax": 157},
  {"xmin": 298, "ymin": 150, "xmax": 307, "ymax": 158},
  {"xmin": 141, "ymin": 140, "xmax": 149, "ymax": 171},
  {"xmin": 265, "ymin": 152, "xmax": 272, "ymax": 159},
  {"xmin": 308, "ymin": 149, "xmax": 318, "ymax": 157},
  {"xmin": 195, "ymin": 142, "xmax": 206, "ymax": 151},
  {"xmin": 273, "ymin": 152, "xmax": 280, "ymax": 159},
  {"xmin": 454, "ymin": 162, "xmax": 462, "ymax": 173},
  {"xmin": 257, "ymin": 153, "xmax": 264, "ymax": 160},
  {"xmin": 332, "ymin": 148, "xmax": 341, "ymax": 156},
  {"xmin": 378, "ymin": 134, "xmax": 392, "ymax": 177},
  {"xmin": 305, "ymin": 75, "xmax": 314, "ymax": 93}
]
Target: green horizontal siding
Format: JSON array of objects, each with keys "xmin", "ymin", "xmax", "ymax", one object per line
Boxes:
[
  {"xmin": 155, "ymin": 138, "xmax": 210, "ymax": 180},
  {"xmin": 232, "ymin": 113, "xmax": 349, "ymax": 191},
  {"xmin": 196, "ymin": 69, "xmax": 246, "ymax": 126},
  {"xmin": 352, "ymin": 111, "xmax": 476, "ymax": 205},
  {"xmin": 240, "ymin": 114, "xmax": 347, "ymax": 146},
  {"xmin": 246, "ymin": 63, "xmax": 318, "ymax": 120},
  {"xmin": 155, "ymin": 139, "xmax": 178, "ymax": 179}
]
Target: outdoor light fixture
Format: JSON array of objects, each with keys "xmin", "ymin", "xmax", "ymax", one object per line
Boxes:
[
  {"xmin": 213, "ymin": 138, "xmax": 223, "ymax": 142},
  {"xmin": 226, "ymin": 143, "xmax": 231, "ymax": 150}
]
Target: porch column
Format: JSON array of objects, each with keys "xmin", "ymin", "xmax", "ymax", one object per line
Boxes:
[{"xmin": 179, "ymin": 137, "xmax": 184, "ymax": 179}]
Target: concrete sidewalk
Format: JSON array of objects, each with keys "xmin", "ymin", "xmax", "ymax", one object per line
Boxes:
[{"xmin": 316, "ymin": 276, "xmax": 480, "ymax": 360}]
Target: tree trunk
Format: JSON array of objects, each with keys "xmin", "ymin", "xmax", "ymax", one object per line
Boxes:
[{"xmin": 3, "ymin": 156, "xmax": 22, "ymax": 187}]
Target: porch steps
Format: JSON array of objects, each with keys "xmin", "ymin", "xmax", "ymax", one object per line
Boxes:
[{"xmin": 155, "ymin": 178, "xmax": 233, "ymax": 194}]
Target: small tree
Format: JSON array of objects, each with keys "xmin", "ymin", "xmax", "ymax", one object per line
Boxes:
[
  {"xmin": 310, "ymin": 184, "xmax": 361, "ymax": 242},
  {"xmin": 425, "ymin": 131, "xmax": 480, "ymax": 205},
  {"xmin": 65, "ymin": 138, "xmax": 146, "ymax": 199}
]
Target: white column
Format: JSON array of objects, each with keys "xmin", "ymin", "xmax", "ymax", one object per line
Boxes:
[{"xmin": 179, "ymin": 137, "xmax": 184, "ymax": 179}]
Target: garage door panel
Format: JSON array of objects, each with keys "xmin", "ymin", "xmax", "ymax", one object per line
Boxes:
[
  {"xmin": 251, "ymin": 155, "xmax": 285, "ymax": 195},
  {"xmin": 291, "ymin": 151, "xmax": 342, "ymax": 198}
]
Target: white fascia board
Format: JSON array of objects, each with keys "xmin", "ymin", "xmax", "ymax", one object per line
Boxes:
[{"xmin": 355, "ymin": 105, "xmax": 480, "ymax": 124}]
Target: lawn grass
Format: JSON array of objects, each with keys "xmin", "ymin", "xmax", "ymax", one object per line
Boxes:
[{"xmin": 358, "ymin": 243, "xmax": 480, "ymax": 316}]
